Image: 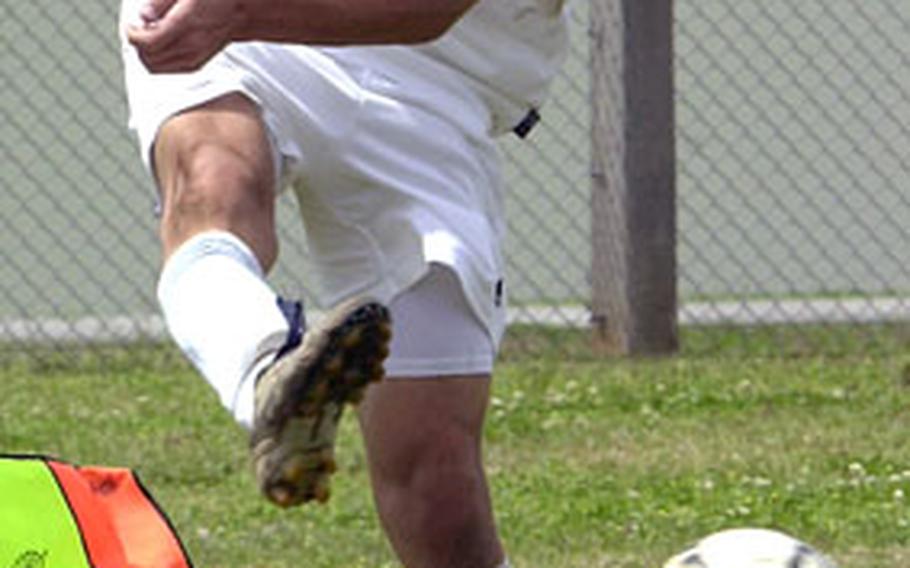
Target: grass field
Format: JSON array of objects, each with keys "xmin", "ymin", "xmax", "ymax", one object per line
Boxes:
[{"xmin": 1, "ymin": 326, "xmax": 909, "ymax": 567}]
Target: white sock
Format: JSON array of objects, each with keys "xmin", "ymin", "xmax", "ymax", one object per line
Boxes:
[{"xmin": 157, "ymin": 230, "xmax": 291, "ymax": 428}]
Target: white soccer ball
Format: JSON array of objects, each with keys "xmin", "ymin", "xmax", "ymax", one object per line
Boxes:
[{"xmin": 663, "ymin": 528, "xmax": 838, "ymax": 568}]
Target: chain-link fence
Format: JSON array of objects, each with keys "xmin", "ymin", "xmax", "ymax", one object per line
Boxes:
[
  {"xmin": 675, "ymin": 0, "xmax": 910, "ymax": 353},
  {"xmin": 1, "ymin": 1, "xmax": 908, "ymax": 362}
]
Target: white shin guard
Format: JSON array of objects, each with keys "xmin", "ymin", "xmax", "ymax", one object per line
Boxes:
[{"xmin": 157, "ymin": 230, "xmax": 290, "ymax": 428}]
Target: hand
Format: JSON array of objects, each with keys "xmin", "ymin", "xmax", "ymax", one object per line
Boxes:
[{"xmin": 127, "ymin": 0, "xmax": 244, "ymax": 73}]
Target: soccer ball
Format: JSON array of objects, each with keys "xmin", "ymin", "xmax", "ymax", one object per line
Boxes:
[{"xmin": 663, "ymin": 528, "xmax": 838, "ymax": 568}]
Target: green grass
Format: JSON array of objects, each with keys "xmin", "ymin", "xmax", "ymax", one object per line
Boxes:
[{"xmin": 1, "ymin": 327, "xmax": 909, "ymax": 567}]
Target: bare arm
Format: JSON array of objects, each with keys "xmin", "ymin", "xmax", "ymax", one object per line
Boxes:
[
  {"xmin": 236, "ymin": 0, "xmax": 476, "ymax": 44},
  {"xmin": 127, "ymin": 0, "xmax": 477, "ymax": 73}
]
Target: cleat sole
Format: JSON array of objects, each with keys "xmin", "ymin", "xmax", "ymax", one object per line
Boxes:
[{"xmin": 251, "ymin": 297, "xmax": 392, "ymax": 508}]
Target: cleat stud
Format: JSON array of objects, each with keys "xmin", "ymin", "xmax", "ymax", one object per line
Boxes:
[
  {"xmin": 281, "ymin": 456, "xmax": 307, "ymax": 483},
  {"xmin": 341, "ymin": 327, "xmax": 364, "ymax": 349},
  {"xmin": 268, "ymin": 485, "xmax": 295, "ymax": 508},
  {"xmin": 324, "ymin": 355, "xmax": 344, "ymax": 376}
]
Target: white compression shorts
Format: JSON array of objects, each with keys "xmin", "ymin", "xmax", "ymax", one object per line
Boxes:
[
  {"xmin": 119, "ymin": 2, "xmax": 508, "ymax": 373},
  {"xmin": 386, "ymin": 264, "xmax": 495, "ymax": 377}
]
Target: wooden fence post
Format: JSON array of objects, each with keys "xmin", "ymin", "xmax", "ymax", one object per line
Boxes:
[{"xmin": 590, "ymin": 0, "xmax": 678, "ymax": 355}]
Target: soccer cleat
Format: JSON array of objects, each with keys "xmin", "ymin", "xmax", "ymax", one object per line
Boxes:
[{"xmin": 250, "ymin": 297, "xmax": 392, "ymax": 507}]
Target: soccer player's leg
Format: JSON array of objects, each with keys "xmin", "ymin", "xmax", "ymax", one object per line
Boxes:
[
  {"xmin": 153, "ymin": 91, "xmax": 294, "ymax": 419},
  {"xmin": 359, "ymin": 377, "xmax": 505, "ymax": 568},
  {"xmin": 356, "ymin": 267, "xmax": 507, "ymax": 568},
  {"xmin": 154, "ymin": 93, "xmax": 393, "ymax": 507},
  {"xmin": 152, "ymin": 93, "xmax": 293, "ymax": 432}
]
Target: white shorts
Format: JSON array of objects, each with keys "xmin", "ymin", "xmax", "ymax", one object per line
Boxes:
[{"xmin": 119, "ymin": 2, "xmax": 509, "ymax": 359}]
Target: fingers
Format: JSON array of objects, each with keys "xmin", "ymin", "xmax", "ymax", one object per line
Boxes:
[
  {"xmin": 126, "ymin": 0, "xmax": 236, "ymax": 73},
  {"xmin": 139, "ymin": 0, "xmax": 178, "ymax": 24},
  {"xmin": 133, "ymin": 35, "xmax": 221, "ymax": 73},
  {"xmin": 128, "ymin": 0, "xmax": 212, "ymax": 73},
  {"xmin": 127, "ymin": 0, "xmax": 187, "ymax": 49},
  {"xmin": 135, "ymin": 40, "xmax": 214, "ymax": 73}
]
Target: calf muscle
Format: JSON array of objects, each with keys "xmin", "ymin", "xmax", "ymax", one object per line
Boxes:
[{"xmin": 154, "ymin": 94, "xmax": 278, "ymax": 268}]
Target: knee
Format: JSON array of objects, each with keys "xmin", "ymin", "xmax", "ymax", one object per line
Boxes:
[
  {"xmin": 163, "ymin": 141, "xmax": 273, "ymax": 224},
  {"xmin": 362, "ymin": 383, "xmax": 503, "ymax": 566},
  {"xmin": 378, "ymin": 426, "xmax": 486, "ymax": 520}
]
